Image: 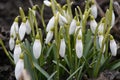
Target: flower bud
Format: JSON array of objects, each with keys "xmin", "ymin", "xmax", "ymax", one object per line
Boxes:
[
  {"xmin": 44, "ymin": 0, "xmax": 51, "ymax": 7},
  {"xmin": 45, "ymin": 30, "xmax": 53, "ymax": 44},
  {"xmin": 46, "ymin": 16, "xmax": 55, "ymax": 32},
  {"xmin": 10, "ymin": 17, "xmax": 19, "ymax": 39},
  {"xmin": 75, "ymin": 37, "xmax": 83, "ymax": 58},
  {"xmin": 59, "ymin": 13, "xmax": 67, "ymax": 26},
  {"xmin": 90, "ymin": 16, "xmax": 97, "ymax": 34},
  {"xmin": 9, "ymin": 36, "xmax": 15, "ymax": 51},
  {"xmin": 14, "ymin": 39, "xmax": 21, "ymax": 64},
  {"xmin": 59, "ymin": 38, "xmax": 66, "ymax": 57},
  {"xmin": 33, "ymin": 36, "xmax": 42, "ymax": 59},
  {"xmin": 98, "ymin": 34, "xmax": 106, "ymax": 53},
  {"xmin": 19, "ymin": 19, "xmax": 26, "ymax": 40},
  {"xmin": 15, "ymin": 59, "xmax": 24, "ymax": 80},
  {"xmin": 90, "ymin": 1, "xmax": 97, "ymax": 18},
  {"xmin": 111, "ymin": 11, "xmax": 115, "ymax": 27},
  {"xmin": 26, "ymin": 20, "xmax": 31, "ymax": 34},
  {"xmin": 110, "ymin": 35, "xmax": 117, "ymax": 56},
  {"xmin": 69, "ymin": 19, "xmax": 76, "ymax": 35}
]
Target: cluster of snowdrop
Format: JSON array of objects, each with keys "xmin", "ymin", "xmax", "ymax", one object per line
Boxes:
[{"xmin": 6, "ymin": 0, "xmax": 118, "ymax": 79}]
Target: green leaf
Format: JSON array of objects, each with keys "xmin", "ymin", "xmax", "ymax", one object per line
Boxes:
[
  {"xmin": 108, "ymin": 59, "xmax": 120, "ymax": 70},
  {"xmin": 66, "ymin": 63, "xmax": 84, "ymax": 80},
  {"xmin": 53, "ymin": 60, "xmax": 70, "ymax": 74},
  {"xmin": 33, "ymin": 62, "xmax": 50, "ymax": 78},
  {"xmin": 47, "ymin": 71, "xmax": 57, "ymax": 80}
]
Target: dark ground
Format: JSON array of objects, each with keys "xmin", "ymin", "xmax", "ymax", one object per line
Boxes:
[{"xmin": 0, "ymin": 0, "xmax": 120, "ymax": 80}]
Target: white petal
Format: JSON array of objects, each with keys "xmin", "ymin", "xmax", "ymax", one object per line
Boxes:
[
  {"xmin": 33, "ymin": 39, "xmax": 42, "ymax": 59},
  {"xmin": 19, "ymin": 22, "xmax": 26, "ymax": 40},
  {"xmin": 98, "ymin": 23, "xmax": 104, "ymax": 33},
  {"xmin": 98, "ymin": 35, "xmax": 105, "ymax": 53},
  {"xmin": 90, "ymin": 19, "xmax": 97, "ymax": 34},
  {"xmin": 46, "ymin": 16, "xmax": 55, "ymax": 32},
  {"xmin": 44, "ymin": 0, "xmax": 51, "ymax": 7},
  {"xmin": 45, "ymin": 31, "xmax": 53, "ymax": 44},
  {"xmin": 59, "ymin": 14, "xmax": 67, "ymax": 26},
  {"xmin": 111, "ymin": 11, "xmax": 115, "ymax": 27},
  {"xmin": 75, "ymin": 40, "xmax": 83, "ymax": 58},
  {"xmin": 69, "ymin": 19, "xmax": 76, "ymax": 35},
  {"xmin": 26, "ymin": 20, "xmax": 31, "ymax": 34},
  {"xmin": 91, "ymin": 4, "xmax": 97, "ymax": 19},
  {"xmin": 14, "ymin": 44, "xmax": 21, "ymax": 64},
  {"xmin": 9, "ymin": 37, "xmax": 15, "ymax": 51},
  {"xmin": 10, "ymin": 22, "xmax": 18, "ymax": 39},
  {"xmin": 59, "ymin": 39, "xmax": 66, "ymax": 57},
  {"xmin": 110, "ymin": 39, "xmax": 117, "ymax": 56},
  {"xmin": 15, "ymin": 59, "xmax": 24, "ymax": 80}
]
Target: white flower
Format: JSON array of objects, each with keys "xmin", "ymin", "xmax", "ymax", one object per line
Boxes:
[
  {"xmin": 111, "ymin": 11, "xmax": 115, "ymax": 27},
  {"xmin": 14, "ymin": 43, "xmax": 21, "ymax": 64},
  {"xmin": 98, "ymin": 23, "xmax": 104, "ymax": 33},
  {"xmin": 90, "ymin": 19, "xmax": 97, "ymax": 34},
  {"xmin": 26, "ymin": 20, "xmax": 31, "ymax": 34},
  {"xmin": 110, "ymin": 39, "xmax": 117, "ymax": 56},
  {"xmin": 15, "ymin": 59, "xmax": 24, "ymax": 80},
  {"xmin": 59, "ymin": 39, "xmax": 66, "ymax": 57},
  {"xmin": 98, "ymin": 35, "xmax": 106, "ymax": 53},
  {"xmin": 9, "ymin": 36, "xmax": 15, "ymax": 51},
  {"xmin": 69, "ymin": 19, "xmax": 76, "ymax": 35},
  {"xmin": 45, "ymin": 31, "xmax": 53, "ymax": 44},
  {"xmin": 10, "ymin": 21, "xmax": 18, "ymax": 39},
  {"xmin": 44, "ymin": 0, "xmax": 51, "ymax": 7},
  {"xmin": 46, "ymin": 16, "xmax": 55, "ymax": 32},
  {"xmin": 59, "ymin": 14, "xmax": 67, "ymax": 26},
  {"xmin": 75, "ymin": 39, "xmax": 83, "ymax": 58},
  {"xmin": 33, "ymin": 39, "xmax": 42, "ymax": 59},
  {"xmin": 19, "ymin": 22, "xmax": 26, "ymax": 40},
  {"xmin": 91, "ymin": 3, "xmax": 97, "ymax": 19}
]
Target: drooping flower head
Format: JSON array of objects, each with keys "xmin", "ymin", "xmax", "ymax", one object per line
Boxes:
[
  {"xmin": 33, "ymin": 33, "xmax": 42, "ymax": 59},
  {"xmin": 26, "ymin": 19, "xmax": 31, "ymax": 35},
  {"xmin": 110, "ymin": 35, "xmax": 117, "ymax": 56}
]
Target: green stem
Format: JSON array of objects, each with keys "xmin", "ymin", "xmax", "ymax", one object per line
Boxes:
[
  {"xmin": 66, "ymin": 0, "xmax": 72, "ymax": 22},
  {"xmin": 0, "ymin": 39, "xmax": 15, "ymax": 65}
]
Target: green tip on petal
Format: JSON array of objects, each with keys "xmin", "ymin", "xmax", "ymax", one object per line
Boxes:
[
  {"xmin": 32, "ymin": 5, "xmax": 37, "ymax": 10},
  {"xmin": 101, "ymin": 17, "xmax": 105, "ymax": 23},
  {"xmin": 78, "ymin": 35, "xmax": 82, "ymax": 40},
  {"xmin": 22, "ymin": 17, "xmax": 26, "ymax": 23},
  {"xmin": 19, "ymin": 53, "xmax": 24, "ymax": 59},
  {"xmin": 110, "ymin": 35, "xmax": 114, "ymax": 40},
  {"xmin": 35, "ymin": 32, "xmax": 40, "ymax": 39},
  {"xmin": 16, "ymin": 38, "xmax": 20, "ymax": 45},
  {"xmin": 90, "ymin": 15, "xmax": 94, "ymax": 20},
  {"xmin": 14, "ymin": 16, "xmax": 19, "ymax": 22}
]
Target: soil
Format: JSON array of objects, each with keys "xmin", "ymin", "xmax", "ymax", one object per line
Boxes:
[{"xmin": 0, "ymin": 0, "xmax": 120, "ymax": 80}]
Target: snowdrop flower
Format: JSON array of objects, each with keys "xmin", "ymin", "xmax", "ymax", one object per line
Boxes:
[
  {"xmin": 111, "ymin": 11, "xmax": 115, "ymax": 27},
  {"xmin": 19, "ymin": 19, "xmax": 26, "ymax": 41},
  {"xmin": 75, "ymin": 36, "xmax": 83, "ymax": 58},
  {"xmin": 10, "ymin": 17, "xmax": 19, "ymax": 39},
  {"xmin": 90, "ymin": 0, "xmax": 97, "ymax": 19},
  {"xmin": 14, "ymin": 39, "xmax": 21, "ymax": 64},
  {"xmin": 15, "ymin": 54, "xmax": 24, "ymax": 80},
  {"xmin": 69, "ymin": 18, "xmax": 76, "ymax": 35},
  {"xmin": 90, "ymin": 16, "xmax": 97, "ymax": 34},
  {"xmin": 98, "ymin": 18, "xmax": 105, "ymax": 33},
  {"xmin": 33, "ymin": 33, "xmax": 42, "ymax": 59},
  {"xmin": 26, "ymin": 20, "xmax": 31, "ymax": 34},
  {"xmin": 110, "ymin": 35, "xmax": 117, "ymax": 56},
  {"xmin": 45, "ymin": 30, "xmax": 53, "ymax": 44},
  {"xmin": 46, "ymin": 16, "xmax": 55, "ymax": 32},
  {"xmin": 98, "ymin": 34, "xmax": 106, "ymax": 53},
  {"xmin": 59, "ymin": 13, "xmax": 68, "ymax": 26},
  {"xmin": 44, "ymin": 0, "xmax": 51, "ymax": 7},
  {"xmin": 59, "ymin": 38, "xmax": 66, "ymax": 57},
  {"xmin": 9, "ymin": 35, "xmax": 15, "ymax": 51}
]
